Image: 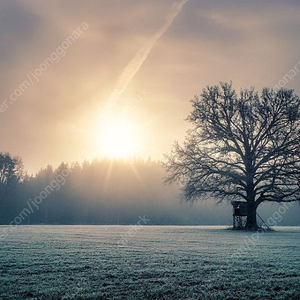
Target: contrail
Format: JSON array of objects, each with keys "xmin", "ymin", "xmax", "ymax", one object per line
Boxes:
[{"xmin": 108, "ymin": 0, "xmax": 189, "ymax": 106}]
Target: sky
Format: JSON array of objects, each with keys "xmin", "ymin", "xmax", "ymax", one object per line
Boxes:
[{"xmin": 1, "ymin": 0, "xmax": 300, "ymax": 174}]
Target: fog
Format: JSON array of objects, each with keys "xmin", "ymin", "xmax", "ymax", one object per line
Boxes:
[{"xmin": 1, "ymin": 158, "xmax": 299, "ymax": 226}]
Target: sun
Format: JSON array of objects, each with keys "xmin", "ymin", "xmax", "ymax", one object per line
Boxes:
[{"xmin": 99, "ymin": 118, "xmax": 137, "ymax": 158}]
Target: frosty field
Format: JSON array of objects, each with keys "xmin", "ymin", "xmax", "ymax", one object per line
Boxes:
[{"xmin": 0, "ymin": 225, "xmax": 299, "ymax": 300}]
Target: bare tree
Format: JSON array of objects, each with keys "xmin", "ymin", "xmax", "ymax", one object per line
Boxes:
[{"xmin": 164, "ymin": 82, "xmax": 300, "ymax": 229}]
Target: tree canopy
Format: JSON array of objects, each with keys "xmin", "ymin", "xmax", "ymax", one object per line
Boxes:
[{"xmin": 164, "ymin": 82, "xmax": 300, "ymax": 229}]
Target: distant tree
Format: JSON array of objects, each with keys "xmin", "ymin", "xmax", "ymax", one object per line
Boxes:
[
  {"xmin": 0, "ymin": 153, "xmax": 23, "ymax": 221},
  {"xmin": 0, "ymin": 152, "xmax": 23, "ymax": 194},
  {"xmin": 164, "ymin": 82, "xmax": 300, "ymax": 229}
]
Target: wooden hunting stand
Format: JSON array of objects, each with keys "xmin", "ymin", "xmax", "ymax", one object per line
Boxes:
[
  {"xmin": 232, "ymin": 201, "xmax": 247, "ymax": 229},
  {"xmin": 231, "ymin": 201, "xmax": 270, "ymax": 230}
]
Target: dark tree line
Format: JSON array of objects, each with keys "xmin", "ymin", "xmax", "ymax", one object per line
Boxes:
[
  {"xmin": 0, "ymin": 153, "xmax": 240, "ymax": 226},
  {"xmin": 0, "ymin": 149, "xmax": 300, "ymax": 227},
  {"xmin": 0, "ymin": 157, "xmax": 171, "ymax": 225}
]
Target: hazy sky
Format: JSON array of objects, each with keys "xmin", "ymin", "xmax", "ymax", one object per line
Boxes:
[{"xmin": 1, "ymin": 0, "xmax": 300, "ymax": 174}]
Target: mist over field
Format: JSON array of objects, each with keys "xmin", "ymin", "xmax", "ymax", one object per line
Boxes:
[{"xmin": 1, "ymin": 159, "xmax": 299, "ymax": 227}]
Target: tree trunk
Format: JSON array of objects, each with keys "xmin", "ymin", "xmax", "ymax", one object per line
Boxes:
[{"xmin": 245, "ymin": 201, "xmax": 258, "ymax": 230}]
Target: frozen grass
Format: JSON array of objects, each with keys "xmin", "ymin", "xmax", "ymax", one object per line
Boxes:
[{"xmin": 0, "ymin": 225, "xmax": 299, "ymax": 299}]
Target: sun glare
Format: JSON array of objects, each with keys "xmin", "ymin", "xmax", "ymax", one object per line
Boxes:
[{"xmin": 99, "ymin": 119, "xmax": 137, "ymax": 158}]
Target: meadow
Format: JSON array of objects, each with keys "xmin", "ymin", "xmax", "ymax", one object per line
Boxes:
[{"xmin": 0, "ymin": 225, "xmax": 299, "ymax": 299}]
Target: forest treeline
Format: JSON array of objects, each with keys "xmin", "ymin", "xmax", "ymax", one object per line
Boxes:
[
  {"xmin": 0, "ymin": 158, "xmax": 220, "ymax": 225},
  {"xmin": 0, "ymin": 158, "xmax": 162, "ymax": 224},
  {"xmin": 0, "ymin": 155, "xmax": 299, "ymax": 226}
]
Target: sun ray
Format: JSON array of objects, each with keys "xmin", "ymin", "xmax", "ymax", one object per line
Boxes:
[
  {"xmin": 103, "ymin": 158, "xmax": 114, "ymax": 191},
  {"xmin": 129, "ymin": 162, "xmax": 146, "ymax": 190}
]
